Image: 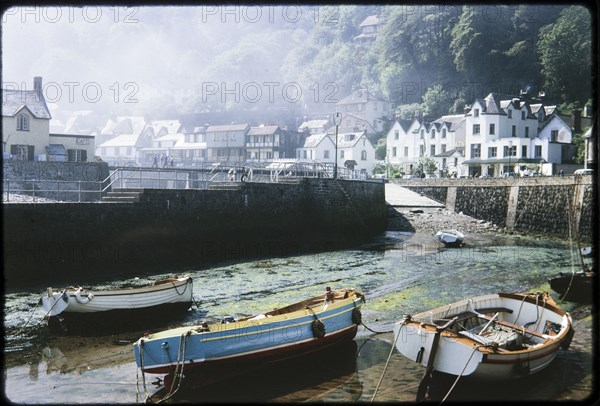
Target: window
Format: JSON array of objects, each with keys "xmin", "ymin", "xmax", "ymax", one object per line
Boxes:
[
  {"xmin": 395, "ymin": 130, "xmax": 399, "ymax": 140},
  {"xmin": 507, "ymin": 109, "xmax": 512, "ymax": 118},
  {"xmin": 489, "ymin": 123, "xmax": 495, "ymax": 135},
  {"xmin": 420, "ymin": 129, "xmax": 425, "ymax": 139},
  {"xmin": 404, "ymin": 147, "xmax": 408, "ymax": 157},
  {"xmin": 474, "ymin": 109, "xmax": 479, "ymax": 117},
  {"xmin": 521, "ymin": 111, "xmax": 526, "ymax": 120},
  {"xmin": 340, "ymin": 150, "xmax": 345, "ymax": 159},
  {"xmin": 473, "ymin": 124, "xmax": 480, "ymax": 134},
  {"xmin": 525, "ymin": 127, "xmax": 529, "ymax": 138},
  {"xmin": 503, "ymin": 146, "xmax": 516, "ymax": 157},
  {"xmin": 442, "ymin": 129, "xmax": 447, "ymax": 138},
  {"xmin": 471, "ymin": 144, "xmax": 481, "ymax": 158},
  {"xmin": 361, "ymin": 150, "xmax": 367, "ymax": 160},
  {"xmin": 441, "ymin": 144, "xmax": 446, "ymax": 153},
  {"xmin": 17, "ymin": 113, "xmax": 30, "ymax": 131},
  {"xmin": 535, "ymin": 145, "xmax": 542, "ymax": 157},
  {"xmin": 419, "ymin": 145, "xmax": 424, "ymax": 156},
  {"xmin": 442, "ymin": 158, "xmax": 446, "ymax": 168},
  {"xmin": 303, "ymin": 150, "xmax": 307, "ymax": 159},
  {"xmin": 430, "ymin": 130, "xmax": 435, "ymax": 139},
  {"xmin": 324, "ymin": 150, "xmax": 330, "ymax": 159},
  {"xmin": 551, "ymin": 130, "xmax": 558, "ymax": 142},
  {"xmin": 392, "ymin": 147, "xmax": 397, "ymax": 157},
  {"xmin": 521, "ymin": 145, "xmax": 527, "ymax": 158},
  {"xmin": 512, "ymin": 125, "xmax": 516, "ymax": 137},
  {"xmin": 67, "ymin": 149, "xmax": 87, "ymax": 162},
  {"xmin": 488, "ymin": 147, "xmax": 497, "ymax": 157},
  {"xmin": 430, "ymin": 145, "xmax": 436, "ymax": 156}
]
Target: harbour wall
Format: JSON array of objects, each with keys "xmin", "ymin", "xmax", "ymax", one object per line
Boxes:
[
  {"xmin": 3, "ymin": 178, "xmax": 386, "ymax": 288},
  {"xmin": 394, "ymin": 176, "xmax": 597, "ymax": 242}
]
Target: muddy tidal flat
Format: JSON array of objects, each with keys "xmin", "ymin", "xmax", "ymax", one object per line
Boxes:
[{"xmin": 3, "ymin": 226, "xmax": 596, "ymax": 403}]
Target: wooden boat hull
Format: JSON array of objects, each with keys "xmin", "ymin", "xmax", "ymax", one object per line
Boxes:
[
  {"xmin": 133, "ymin": 289, "xmax": 363, "ymax": 382},
  {"xmin": 41, "ymin": 276, "xmax": 193, "ymax": 316},
  {"xmin": 549, "ymin": 272, "xmax": 594, "ymax": 304},
  {"xmin": 394, "ymin": 292, "xmax": 573, "ymax": 380}
]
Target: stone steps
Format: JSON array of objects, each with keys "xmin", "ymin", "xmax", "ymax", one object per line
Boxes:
[{"xmin": 102, "ymin": 188, "xmax": 143, "ymax": 203}]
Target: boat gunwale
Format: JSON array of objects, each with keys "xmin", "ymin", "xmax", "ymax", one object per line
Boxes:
[
  {"xmin": 139, "ymin": 289, "xmax": 362, "ymax": 341},
  {"xmin": 58, "ymin": 276, "xmax": 192, "ymax": 297}
]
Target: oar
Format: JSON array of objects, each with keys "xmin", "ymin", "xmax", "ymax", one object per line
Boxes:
[{"xmin": 416, "ymin": 316, "xmax": 458, "ymax": 402}]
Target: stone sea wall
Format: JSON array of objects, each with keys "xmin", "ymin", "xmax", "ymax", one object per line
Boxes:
[
  {"xmin": 3, "ymin": 178, "xmax": 386, "ymax": 287},
  {"xmin": 395, "ymin": 176, "xmax": 596, "ymax": 242}
]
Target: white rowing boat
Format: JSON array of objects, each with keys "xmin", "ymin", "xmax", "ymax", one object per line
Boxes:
[
  {"xmin": 394, "ymin": 292, "xmax": 573, "ymax": 381},
  {"xmin": 40, "ymin": 276, "xmax": 193, "ymax": 318}
]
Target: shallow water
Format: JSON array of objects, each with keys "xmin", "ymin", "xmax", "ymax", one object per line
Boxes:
[{"xmin": 3, "ymin": 231, "xmax": 595, "ymax": 403}]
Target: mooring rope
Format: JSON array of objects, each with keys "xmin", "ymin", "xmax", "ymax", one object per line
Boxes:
[
  {"xmin": 439, "ymin": 344, "xmax": 486, "ymax": 403},
  {"xmin": 560, "ymin": 191, "xmax": 578, "ymax": 303},
  {"xmin": 15, "ymin": 289, "xmax": 68, "ymax": 337},
  {"xmin": 157, "ymin": 331, "xmax": 191, "ymax": 403},
  {"xmin": 370, "ymin": 318, "xmax": 407, "ymax": 403}
]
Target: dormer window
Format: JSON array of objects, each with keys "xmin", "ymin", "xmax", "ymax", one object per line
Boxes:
[
  {"xmin": 474, "ymin": 109, "xmax": 479, "ymax": 117},
  {"xmin": 442, "ymin": 129, "xmax": 447, "ymax": 138},
  {"xmin": 17, "ymin": 113, "xmax": 30, "ymax": 131},
  {"xmin": 507, "ymin": 109, "xmax": 512, "ymax": 118},
  {"xmin": 521, "ymin": 111, "xmax": 526, "ymax": 120}
]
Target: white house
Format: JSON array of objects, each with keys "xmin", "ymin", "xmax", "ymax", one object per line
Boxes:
[
  {"xmin": 2, "ymin": 77, "xmax": 51, "ymax": 161},
  {"xmin": 297, "ymin": 119, "xmax": 332, "ymax": 135},
  {"xmin": 462, "ymin": 92, "xmax": 573, "ymax": 176},
  {"xmin": 430, "ymin": 115, "xmax": 466, "ymax": 176},
  {"xmin": 335, "ymin": 87, "xmax": 393, "ymax": 134},
  {"xmin": 297, "ymin": 130, "xmax": 376, "ymax": 175}
]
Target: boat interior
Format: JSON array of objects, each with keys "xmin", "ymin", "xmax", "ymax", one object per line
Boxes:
[{"xmin": 420, "ymin": 302, "xmax": 565, "ymax": 352}]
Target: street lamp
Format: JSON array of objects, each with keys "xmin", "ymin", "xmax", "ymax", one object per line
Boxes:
[
  {"xmin": 507, "ymin": 140, "xmax": 513, "ymax": 175},
  {"xmin": 333, "ymin": 112, "xmax": 342, "ymax": 179}
]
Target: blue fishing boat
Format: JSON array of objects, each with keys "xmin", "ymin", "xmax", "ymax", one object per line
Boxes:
[{"xmin": 133, "ymin": 288, "xmax": 364, "ymax": 392}]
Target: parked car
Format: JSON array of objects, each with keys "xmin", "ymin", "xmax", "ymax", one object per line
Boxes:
[
  {"xmin": 424, "ymin": 173, "xmax": 439, "ymax": 179},
  {"xmin": 402, "ymin": 174, "xmax": 420, "ymax": 179},
  {"xmin": 478, "ymin": 175, "xmax": 491, "ymax": 179},
  {"xmin": 574, "ymin": 169, "xmax": 593, "ymax": 175},
  {"xmin": 501, "ymin": 172, "xmax": 519, "ymax": 178},
  {"xmin": 529, "ymin": 172, "xmax": 542, "ymax": 177}
]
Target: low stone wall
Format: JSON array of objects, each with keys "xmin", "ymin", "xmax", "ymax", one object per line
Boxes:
[
  {"xmin": 2, "ymin": 161, "xmax": 110, "ymax": 202},
  {"xmin": 394, "ymin": 176, "xmax": 596, "ymax": 242},
  {"xmin": 3, "ymin": 178, "xmax": 386, "ymax": 287}
]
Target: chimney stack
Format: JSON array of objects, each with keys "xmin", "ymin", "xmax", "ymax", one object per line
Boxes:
[
  {"xmin": 572, "ymin": 109, "xmax": 582, "ymax": 132},
  {"xmin": 34, "ymin": 76, "xmax": 42, "ymax": 93}
]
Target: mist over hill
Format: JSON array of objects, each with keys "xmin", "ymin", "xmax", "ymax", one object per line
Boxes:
[{"xmin": 2, "ymin": 4, "xmax": 592, "ymax": 124}]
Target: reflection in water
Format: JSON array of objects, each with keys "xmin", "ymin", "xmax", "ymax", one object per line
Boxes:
[{"xmin": 149, "ymin": 340, "xmax": 362, "ymax": 403}]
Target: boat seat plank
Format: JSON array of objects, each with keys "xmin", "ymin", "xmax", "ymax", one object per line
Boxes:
[
  {"xmin": 478, "ymin": 315, "xmax": 545, "ymax": 338},
  {"xmin": 474, "ymin": 307, "xmax": 513, "ymax": 314}
]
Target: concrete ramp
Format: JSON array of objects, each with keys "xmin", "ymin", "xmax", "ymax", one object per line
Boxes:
[{"xmin": 385, "ymin": 183, "xmax": 444, "ymax": 208}]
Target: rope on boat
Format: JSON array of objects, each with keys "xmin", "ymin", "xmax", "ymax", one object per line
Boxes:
[
  {"xmin": 15, "ymin": 289, "xmax": 68, "ymax": 336},
  {"xmin": 171, "ymin": 279, "xmax": 190, "ymax": 296},
  {"xmin": 370, "ymin": 316, "xmax": 409, "ymax": 403},
  {"xmin": 136, "ymin": 339, "xmax": 149, "ymax": 403},
  {"xmin": 439, "ymin": 344, "xmax": 486, "ymax": 404},
  {"xmin": 156, "ymin": 330, "xmax": 191, "ymax": 403},
  {"xmin": 560, "ymin": 192, "xmax": 578, "ymax": 303}
]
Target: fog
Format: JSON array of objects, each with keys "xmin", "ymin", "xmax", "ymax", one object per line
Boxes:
[{"xmin": 2, "ymin": 5, "xmax": 329, "ymax": 120}]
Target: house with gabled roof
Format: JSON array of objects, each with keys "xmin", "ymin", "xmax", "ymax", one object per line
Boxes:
[
  {"xmin": 2, "ymin": 77, "xmax": 51, "ymax": 161},
  {"xmin": 335, "ymin": 86, "xmax": 393, "ymax": 134},
  {"xmin": 246, "ymin": 125, "xmax": 282, "ymax": 161},
  {"xmin": 205, "ymin": 124, "xmax": 249, "ymax": 162},
  {"xmin": 354, "ymin": 15, "xmax": 380, "ymax": 43},
  {"xmin": 297, "ymin": 119, "xmax": 332, "ymax": 135},
  {"xmin": 462, "ymin": 92, "xmax": 574, "ymax": 176},
  {"xmin": 149, "ymin": 120, "xmax": 184, "ymax": 138}
]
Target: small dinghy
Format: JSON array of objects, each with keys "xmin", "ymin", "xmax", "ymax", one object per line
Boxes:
[
  {"xmin": 549, "ymin": 271, "xmax": 595, "ymax": 304},
  {"xmin": 133, "ymin": 288, "xmax": 364, "ymax": 394},
  {"xmin": 40, "ymin": 275, "xmax": 193, "ymax": 320},
  {"xmin": 394, "ymin": 292, "xmax": 573, "ymax": 385},
  {"xmin": 435, "ymin": 229, "xmax": 464, "ymax": 247}
]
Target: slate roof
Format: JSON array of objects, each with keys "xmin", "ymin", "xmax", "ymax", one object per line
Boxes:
[
  {"xmin": 98, "ymin": 133, "xmax": 140, "ymax": 147},
  {"xmin": 248, "ymin": 125, "xmax": 279, "ymax": 136},
  {"xmin": 359, "ymin": 15, "xmax": 379, "ymax": 27},
  {"xmin": 432, "ymin": 114, "xmax": 466, "ymax": 132},
  {"xmin": 2, "ymin": 89, "xmax": 52, "ymax": 119},
  {"xmin": 336, "ymin": 88, "xmax": 389, "ymax": 105},
  {"xmin": 336, "ymin": 131, "xmax": 367, "ymax": 148},
  {"xmin": 206, "ymin": 124, "xmax": 249, "ymax": 132},
  {"xmin": 298, "ymin": 119, "xmax": 331, "ymax": 132},
  {"xmin": 302, "ymin": 133, "xmax": 331, "ymax": 148},
  {"xmin": 397, "ymin": 119, "xmax": 413, "ymax": 133},
  {"xmin": 434, "ymin": 148, "xmax": 463, "ymax": 158}
]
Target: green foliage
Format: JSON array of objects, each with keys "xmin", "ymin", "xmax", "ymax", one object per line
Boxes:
[
  {"xmin": 538, "ymin": 6, "xmax": 592, "ymax": 104},
  {"xmin": 375, "ymin": 137, "xmax": 387, "ymax": 160},
  {"xmin": 421, "ymin": 85, "xmax": 453, "ymax": 120},
  {"xmin": 372, "ymin": 162, "xmax": 404, "ymax": 178},
  {"xmin": 417, "ymin": 156, "xmax": 438, "ymax": 174},
  {"xmin": 395, "ymin": 103, "xmax": 423, "ymax": 120}
]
